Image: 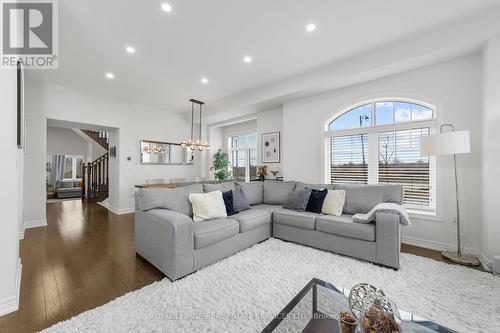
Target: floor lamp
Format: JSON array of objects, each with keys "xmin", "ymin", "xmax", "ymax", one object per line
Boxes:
[{"xmin": 420, "ymin": 124, "xmax": 480, "ymax": 266}]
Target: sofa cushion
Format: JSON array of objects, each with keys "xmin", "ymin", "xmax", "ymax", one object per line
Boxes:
[
  {"xmin": 203, "ymin": 182, "xmax": 236, "ymax": 193},
  {"xmin": 335, "ymin": 184, "xmax": 403, "ymax": 215},
  {"xmin": 273, "ymin": 209, "xmax": 320, "ymax": 230},
  {"xmin": 316, "ymin": 214, "xmax": 375, "ymax": 241},
  {"xmin": 235, "ymin": 182, "xmax": 263, "ymax": 205},
  {"xmin": 283, "ymin": 188, "xmax": 312, "ymax": 211},
  {"xmin": 250, "ymin": 204, "xmax": 283, "ymax": 213},
  {"xmin": 295, "ymin": 182, "xmax": 335, "ymax": 191},
  {"xmin": 231, "ymin": 208, "xmax": 271, "ymax": 233},
  {"xmin": 232, "ymin": 188, "xmax": 250, "ymax": 212},
  {"xmin": 193, "ymin": 218, "xmax": 239, "ymax": 249},
  {"xmin": 56, "ymin": 187, "xmax": 82, "ymax": 193},
  {"xmin": 60, "ymin": 180, "xmax": 74, "ymax": 188},
  {"xmin": 135, "ymin": 184, "xmax": 203, "ymax": 217},
  {"xmin": 263, "ymin": 181, "xmax": 297, "ymax": 205}
]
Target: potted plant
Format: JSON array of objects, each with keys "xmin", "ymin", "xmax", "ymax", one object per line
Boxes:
[
  {"xmin": 257, "ymin": 165, "xmax": 268, "ymax": 181},
  {"xmin": 46, "ymin": 177, "xmax": 56, "ymax": 199},
  {"xmin": 210, "ymin": 149, "xmax": 232, "ymax": 182}
]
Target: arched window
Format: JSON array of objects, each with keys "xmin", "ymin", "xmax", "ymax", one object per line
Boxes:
[{"xmin": 326, "ymin": 99, "xmax": 436, "ymax": 213}]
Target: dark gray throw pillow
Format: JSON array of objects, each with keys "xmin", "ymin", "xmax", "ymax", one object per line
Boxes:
[
  {"xmin": 232, "ymin": 188, "xmax": 250, "ymax": 212},
  {"xmin": 283, "ymin": 188, "xmax": 312, "ymax": 211}
]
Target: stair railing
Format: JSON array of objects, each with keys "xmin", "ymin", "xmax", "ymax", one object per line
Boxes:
[{"xmin": 82, "ymin": 153, "xmax": 109, "ymax": 200}]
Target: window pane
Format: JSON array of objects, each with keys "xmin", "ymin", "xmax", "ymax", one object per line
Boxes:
[
  {"xmin": 378, "ymin": 128, "xmax": 431, "ymax": 209},
  {"xmin": 232, "ymin": 136, "xmax": 246, "ymax": 149},
  {"xmin": 394, "ymin": 102, "xmax": 411, "ymax": 123},
  {"xmin": 375, "ymin": 102, "xmax": 394, "ymax": 125},
  {"xmin": 247, "ymin": 134, "xmax": 257, "ymax": 147},
  {"xmin": 411, "ymin": 104, "xmax": 433, "ymax": 120},
  {"xmin": 249, "ymin": 149, "xmax": 257, "ymax": 179},
  {"xmin": 231, "ymin": 133, "xmax": 256, "ymax": 149},
  {"xmin": 231, "ymin": 150, "xmax": 246, "ymax": 182},
  {"xmin": 331, "ymin": 134, "xmax": 368, "ymax": 184},
  {"xmin": 64, "ymin": 157, "xmax": 73, "ymax": 179},
  {"xmin": 329, "ymin": 104, "xmax": 371, "ymax": 131},
  {"xmin": 75, "ymin": 158, "xmax": 83, "ymax": 178}
]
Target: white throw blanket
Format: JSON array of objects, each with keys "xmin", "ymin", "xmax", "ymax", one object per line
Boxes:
[{"xmin": 353, "ymin": 203, "xmax": 410, "ymax": 226}]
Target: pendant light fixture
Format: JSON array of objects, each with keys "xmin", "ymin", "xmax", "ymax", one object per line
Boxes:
[{"xmin": 181, "ymin": 99, "xmax": 210, "ymax": 151}]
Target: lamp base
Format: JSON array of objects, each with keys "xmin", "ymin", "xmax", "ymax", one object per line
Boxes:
[{"xmin": 441, "ymin": 251, "xmax": 480, "ymax": 266}]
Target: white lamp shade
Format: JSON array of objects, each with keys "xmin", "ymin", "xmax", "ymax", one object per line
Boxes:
[{"xmin": 420, "ymin": 130, "xmax": 470, "ymax": 156}]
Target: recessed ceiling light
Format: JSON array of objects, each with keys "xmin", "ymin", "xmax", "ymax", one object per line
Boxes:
[
  {"xmin": 243, "ymin": 56, "xmax": 252, "ymax": 64},
  {"xmin": 161, "ymin": 3, "xmax": 172, "ymax": 12},
  {"xmin": 201, "ymin": 77, "xmax": 209, "ymax": 84},
  {"xmin": 306, "ymin": 23, "xmax": 316, "ymax": 32},
  {"xmin": 105, "ymin": 72, "xmax": 115, "ymax": 79},
  {"xmin": 126, "ymin": 46, "xmax": 135, "ymax": 54}
]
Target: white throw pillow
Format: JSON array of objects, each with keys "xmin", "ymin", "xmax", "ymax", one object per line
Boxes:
[
  {"xmin": 321, "ymin": 190, "xmax": 346, "ymax": 216},
  {"xmin": 189, "ymin": 190, "xmax": 227, "ymax": 222}
]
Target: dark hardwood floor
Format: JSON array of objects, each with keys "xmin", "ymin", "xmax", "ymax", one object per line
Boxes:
[
  {"xmin": 0, "ymin": 200, "xmax": 465, "ymax": 332},
  {"xmin": 0, "ymin": 200, "xmax": 163, "ymax": 333}
]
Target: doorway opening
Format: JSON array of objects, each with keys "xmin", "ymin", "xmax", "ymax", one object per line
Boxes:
[{"xmin": 46, "ymin": 119, "xmax": 116, "ymax": 204}]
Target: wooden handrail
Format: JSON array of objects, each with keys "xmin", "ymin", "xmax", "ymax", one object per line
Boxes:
[{"xmin": 82, "ymin": 153, "xmax": 109, "ymax": 200}]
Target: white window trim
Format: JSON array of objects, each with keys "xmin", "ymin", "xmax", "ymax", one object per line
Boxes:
[
  {"xmin": 322, "ymin": 98, "xmax": 444, "ymax": 221},
  {"xmin": 228, "ymin": 132, "xmax": 257, "ymax": 183},
  {"xmin": 63, "ymin": 155, "xmax": 83, "ymax": 181}
]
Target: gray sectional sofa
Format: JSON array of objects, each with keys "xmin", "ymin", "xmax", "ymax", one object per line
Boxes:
[{"xmin": 134, "ymin": 180, "xmax": 403, "ymax": 281}]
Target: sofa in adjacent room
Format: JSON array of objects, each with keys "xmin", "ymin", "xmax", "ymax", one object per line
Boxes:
[
  {"xmin": 134, "ymin": 180, "xmax": 404, "ymax": 281},
  {"xmin": 56, "ymin": 180, "xmax": 83, "ymax": 199}
]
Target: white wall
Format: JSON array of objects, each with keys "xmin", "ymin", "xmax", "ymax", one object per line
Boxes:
[
  {"xmin": 283, "ymin": 55, "xmax": 482, "ymax": 253},
  {"xmin": 47, "ymin": 127, "xmax": 88, "ymax": 157},
  {"xmin": 256, "ymin": 108, "xmax": 283, "ymax": 177},
  {"xmin": 24, "ymin": 80, "xmax": 201, "ymax": 222},
  {"xmin": 0, "ymin": 69, "xmax": 21, "ymax": 315},
  {"xmin": 222, "ymin": 120, "xmax": 257, "ymax": 151},
  {"xmin": 46, "ymin": 127, "xmax": 107, "ymax": 164},
  {"xmin": 206, "ymin": 108, "xmax": 284, "ymax": 180},
  {"xmin": 481, "ymin": 36, "xmax": 500, "ymax": 267},
  {"xmin": 89, "ymin": 139, "xmax": 108, "ymax": 161}
]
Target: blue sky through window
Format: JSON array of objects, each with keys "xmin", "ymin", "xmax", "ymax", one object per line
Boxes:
[
  {"xmin": 329, "ymin": 104, "xmax": 371, "ymax": 131},
  {"xmin": 330, "ymin": 101, "xmax": 432, "ymax": 130}
]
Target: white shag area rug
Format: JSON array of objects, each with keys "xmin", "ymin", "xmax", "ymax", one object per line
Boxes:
[{"xmin": 43, "ymin": 238, "xmax": 500, "ymax": 333}]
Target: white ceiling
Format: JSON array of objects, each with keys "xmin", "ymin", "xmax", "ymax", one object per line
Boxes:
[{"xmin": 27, "ymin": 0, "xmax": 500, "ymax": 113}]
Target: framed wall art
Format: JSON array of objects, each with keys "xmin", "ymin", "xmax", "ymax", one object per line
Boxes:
[{"xmin": 261, "ymin": 132, "xmax": 280, "ymax": 163}]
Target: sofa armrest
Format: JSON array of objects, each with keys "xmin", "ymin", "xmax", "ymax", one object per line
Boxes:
[
  {"xmin": 375, "ymin": 211, "xmax": 401, "ymax": 269},
  {"xmin": 135, "ymin": 209, "xmax": 194, "ymax": 280}
]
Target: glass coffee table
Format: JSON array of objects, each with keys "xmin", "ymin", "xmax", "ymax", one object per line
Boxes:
[{"xmin": 261, "ymin": 278, "xmax": 457, "ymax": 333}]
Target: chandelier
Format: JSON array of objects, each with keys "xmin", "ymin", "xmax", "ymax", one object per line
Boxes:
[
  {"xmin": 143, "ymin": 143, "xmax": 165, "ymax": 154},
  {"xmin": 181, "ymin": 99, "xmax": 210, "ymax": 151}
]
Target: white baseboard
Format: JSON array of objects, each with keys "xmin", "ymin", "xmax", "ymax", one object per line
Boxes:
[
  {"xmin": 24, "ymin": 219, "xmax": 48, "ymax": 229},
  {"xmin": 402, "ymin": 236, "xmax": 496, "ymax": 273},
  {"xmin": 0, "ymin": 259, "xmax": 22, "ymax": 317},
  {"xmin": 98, "ymin": 201, "xmax": 134, "ymax": 215},
  {"xmin": 402, "ymin": 235, "xmax": 479, "ymax": 255}
]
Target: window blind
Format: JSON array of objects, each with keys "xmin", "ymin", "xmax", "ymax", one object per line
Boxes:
[
  {"xmin": 331, "ymin": 134, "xmax": 368, "ymax": 184},
  {"xmin": 378, "ymin": 128, "xmax": 432, "ymax": 209}
]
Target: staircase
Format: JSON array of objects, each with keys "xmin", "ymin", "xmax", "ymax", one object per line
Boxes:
[
  {"xmin": 81, "ymin": 130, "xmax": 109, "ymax": 150},
  {"xmin": 82, "ymin": 153, "xmax": 109, "ymax": 202}
]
